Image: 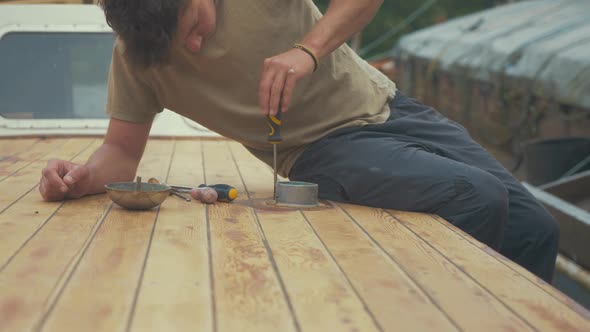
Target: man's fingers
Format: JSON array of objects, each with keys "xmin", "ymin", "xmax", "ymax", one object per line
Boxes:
[
  {"xmin": 42, "ymin": 166, "xmax": 67, "ymax": 193},
  {"xmin": 270, "ymin": 70, "xmax": 287, "ymax": 115},
  {"xmin": 39, "ymin": 177, "xmax": 63, "ymax": 201},
  {"xmin": 281, "ymin": 69, "xmax": 297, "ymax": 113},
  {"xmin": 258, "ymin": 58, "xmax": 275, "ymax": 114},
  {"xmin": 64, "ymin": 165, "xmax": 88, "ymax": 186}
]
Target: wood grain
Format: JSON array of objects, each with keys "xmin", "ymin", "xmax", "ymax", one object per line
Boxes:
[
  {"xmin": 342, "ymin": 203, "xmax": 534, "ymax": 331},
  {"xmin": 0, "ymin": 194, "xmax": 111, "ymax": 332},
  {"xmin": 412, "ymin": 211, "xmax": 590, "ymax": 331},
  {"xmin": 203, "ymin": 140, "xmax": 295, "ymax": 332},
  {"xmin": 0, "ymin": 139, "xmax": 100, "ymax": 268},
  {"xmin": 130, "ymin": 140, "xmax": 213, "ymax": 332},
  {"xmin": 304, "ymin": 206, "xmax": 458, "ymax": 332},
  {"xmin": 0, "ymin": 139, "xmax": 66, "ymax": 181},
  {"xmin": 229, "ymin": 142, "xmax": 381, "ymax": 332},
  {"xmin": 0, "ymin": 138, "xmax": 95, "ymax": 212},
  {"xmin": 40, "ymin": 140, "xmax": 174, "ymax": 332},
  {"xmin": 390, "ymin": 210, "xmax": 590, "ymax": 331}
]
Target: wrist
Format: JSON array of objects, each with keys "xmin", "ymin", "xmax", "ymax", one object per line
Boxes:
[{"xmin": 293, "ymin": 43, "xmax": 319, "ymax": 72}]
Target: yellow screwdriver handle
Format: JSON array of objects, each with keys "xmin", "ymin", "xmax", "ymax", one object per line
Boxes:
[{"xmin": 267, "ymin": 100, "xmax": 283, "ymax": 144}]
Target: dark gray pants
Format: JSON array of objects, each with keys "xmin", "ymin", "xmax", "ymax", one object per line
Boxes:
[{"xmin": 289, "ymin": 92, "xmax": 560, "ymax": 282}]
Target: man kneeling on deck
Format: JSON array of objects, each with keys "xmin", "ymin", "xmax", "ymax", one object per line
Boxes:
[{"xmin": 38, "ymin": 0, "xmax": 559, "ymax": 282}]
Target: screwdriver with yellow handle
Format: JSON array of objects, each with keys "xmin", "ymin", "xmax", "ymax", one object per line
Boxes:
[
  {"xmin": 148, "ymin": 177, "xmax": 238, "ymax": 203},
  {"xmin": 173, "ymin": 183, "xmax": 238, "ymax": 202},
  {"xmin": 267, "ymin": 99, "xmax": 283, "ymax": 201}
]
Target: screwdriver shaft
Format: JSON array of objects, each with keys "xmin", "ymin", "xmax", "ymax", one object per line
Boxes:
[{"xmin": 273, "ymin": 144, "xmax": 278, "ymax": 201}]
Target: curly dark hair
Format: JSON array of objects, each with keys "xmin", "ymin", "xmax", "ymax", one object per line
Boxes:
[{"xmin": 99, "ymin": 0, "xmax": 188, "ymax": 67}]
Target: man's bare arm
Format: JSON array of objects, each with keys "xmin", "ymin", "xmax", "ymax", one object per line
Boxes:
[
  {"xmin": 40, "ymin": 118, "xmax": 151, "ymax": 201},
  {"xmin": 302, "ymin": 0, "xmax": 383, "ymax": 59},
  {"xmin": 83, "ymin": 118, "xmax": 152, "ymax": 194}
]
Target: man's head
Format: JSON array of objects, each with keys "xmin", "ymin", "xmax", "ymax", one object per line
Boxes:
[{"xmin": 99, "ymin": 0, "xmax": 216, "ymax": 68}]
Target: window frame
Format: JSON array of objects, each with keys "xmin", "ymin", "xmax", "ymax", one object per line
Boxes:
[{"xmin": 0, "ymin": 23, "xmax": 113, "ymax": 130}]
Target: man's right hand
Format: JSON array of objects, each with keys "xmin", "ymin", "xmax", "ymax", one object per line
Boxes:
[{"xmin": 40, "ymin": 159, "xmax": 92, "ymax": 202}]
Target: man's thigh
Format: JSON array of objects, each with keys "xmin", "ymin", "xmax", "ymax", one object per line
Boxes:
[{"xmin": 290, "ymin": 132, "xmax": 494, "ymax": 213}]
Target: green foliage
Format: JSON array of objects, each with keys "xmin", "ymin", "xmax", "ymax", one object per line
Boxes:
[{"xmin": 312, "ymin": 0, "xmax": 500, "ymax": 58}]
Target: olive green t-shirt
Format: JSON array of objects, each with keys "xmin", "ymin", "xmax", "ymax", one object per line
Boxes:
[{"xmin": 106, "ymin": 0, "xmax": 396, "ymax": 177}]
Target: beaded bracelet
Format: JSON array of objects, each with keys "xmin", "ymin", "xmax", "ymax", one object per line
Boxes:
[{"xmin": 293, "ymin": 43, "xmax": 319, "ymax": 72}]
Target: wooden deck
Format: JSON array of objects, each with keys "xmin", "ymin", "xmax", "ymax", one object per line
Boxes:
[{"xmin": 1, "ymin": 137, "xmax": 589, "ymax": 332}]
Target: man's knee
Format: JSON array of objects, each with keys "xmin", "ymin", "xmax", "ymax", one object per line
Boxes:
[
  {"xmin": 530, "ymin": 208, "xmax": 560, "ymax": 252},
  {"xmin": 442, "ymin": 170, "xmax": 509, "ymax": 248}
]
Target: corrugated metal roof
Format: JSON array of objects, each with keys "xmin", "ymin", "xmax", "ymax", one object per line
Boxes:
[{"xmin": 394, "ymin": 0, "xmax": 590, "ymax": 109}]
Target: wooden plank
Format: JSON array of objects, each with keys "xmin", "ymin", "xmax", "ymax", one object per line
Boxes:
[
  {"xmin": 431, "ymin": 213, "xmax": 590, "ymax": 319},
  {"xmin": 0, "ymin": 138, "xmax": 66, "ymax": 181},
  {"xmin": 203, "ymin": 140, "xmax": 296, "ymax": 332},
  {"xmin": 342, "ymin": 204, "xmax": 535, "ymax": 331},
  {"xmin": 390, "ymin": 210, "xmax": 590, "ymax": 331},
  {"xmin": 228, "ymin": 142, "xmax": 382, "ymax": 332},
  {"xmin": 0, "ymin": 138, "xmax": 95, "ymax": 212},
  {"xmin": 303, "ymin": 206, "xmax": 459, "ymax": 332},
  {"xmin": 40, "ymin": 139, "xmax": 174, "ymax": 332},
  {"xmin": 0, "ymin": 138, "xmax": 38, "ymax": 165},
  {"xmin": 391, "ymin": 211, "xmax": 590, "ymax": 330},
  {"xmin": 0, "ymin": 193, "xmax": 111, "ymax": 332},
  {"xmin": 129, "ymin": 140, "xmax": 213, "ymax": 332},
  {"xmin": 0, "ymin": 139, "xmax": 101, "ymax": 269}
]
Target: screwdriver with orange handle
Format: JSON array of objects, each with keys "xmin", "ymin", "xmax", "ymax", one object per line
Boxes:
[{"xmin": 267, "ymin": 100, "xmax": 282, "ymax": 201}]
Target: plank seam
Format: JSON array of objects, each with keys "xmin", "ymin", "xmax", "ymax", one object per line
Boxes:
[
  {"xmin": 227, "ymin": 141, "xmax": 301, "ymax": 332},
  {"xmin": 387, "ymin": 211, "xmax": 538, "ymax": 331},
  {"xmin": 0, "ymin": 183, "xmax": 39, "ymax": 215},
  {"xmin": 299, "ymin": 210, "xmax": 385, "ymax": 332},
  {"xmin": 126, "ymin": 139, "xmax": 178, "ymax": 332},
  {"xmin": 433, "ymin": 214, "xmax": 590, "ymax": 321},
  {"xmin": 0, "ymin": 139, "xmax": 99, "ymax": 270},
  {"xmin": 0, "ymin": 138, "xmax": 70, "ymax": 184},
  {"xmin": 204, "ymin": 139, "xmax": 218, "ymax": 332},
  {"xmin": 0, "ymin": 139, "xmax": 97, "ymax": 213},
  {"xmin": 0, "ymin": 197, "xmax": 65, "ymax": 273},
  {"xmin": 33, "ymin": 203, "xmax": 114, "ymax": 332},
  {"xmin": 0, "ymin": 138, "xmax": 94, "ymax": 184},
  {"xmin": 338, "ymin": 204, "xmax": 463, "ymax": 332}
]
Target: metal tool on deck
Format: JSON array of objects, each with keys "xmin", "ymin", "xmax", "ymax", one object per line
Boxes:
[
  {"xmin": 267, "ymin": 99, "xmax": 283, "ymax": 201},
  {"xmin": 148, "ymin": 178, "xmax": 191, "ymax": 201},
  {"xmin": 105, "ymin": 176, "xmax": 171, "ymax": 210},
  {"xmin": 275, "ymin": 181, "xmax": 320, "ymax": 207},
  {"xmin": 163, "ymin": 182, "xmax": 238, "ymax": 202}
]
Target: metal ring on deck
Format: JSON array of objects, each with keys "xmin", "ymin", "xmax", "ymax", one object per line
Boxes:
[{"xmin": 275, "ymin": 181, "xmax": 319, "ymax": 207}]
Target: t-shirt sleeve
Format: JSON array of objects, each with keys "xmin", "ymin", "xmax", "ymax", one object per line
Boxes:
[{"xmin": 105, "ymin": 40, "xmax": 162, "ymax": 123}]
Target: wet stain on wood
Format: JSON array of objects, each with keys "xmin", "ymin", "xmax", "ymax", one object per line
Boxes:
[
  {"xmin": 0, "ymin": 297, "xmax": 23, "ymax": 323},
  {"xmin": 223, "ymin": 218, "xmax": 238, "ymax": 224},
  {"xmin": 108, "ymin": 247, "xmax": 124, "ymax": 267},
  {"xmin": 307, "ymin": 247, "xmax": 327, "ymax": 262},
  {"xmin": 30, "ymin": 246, "xmax": 49, "ymax": 259},
  {"xmin": 97, "ymin": 305, "xmax": 113, "ymax": 318},
  {"xmin": 17, "ymin": 265, "xmax": 42, "ymax": 278},
  {"xmin": 235, "ymin": 199, "xmax": 335, "ymax": 213},
  {"xmin": 225, "ymin": 230, "xmax": 247, "ymax": 242},
  {"xmin": 525, "ymin": 301, "xmax": 582, "ymax": 331}
]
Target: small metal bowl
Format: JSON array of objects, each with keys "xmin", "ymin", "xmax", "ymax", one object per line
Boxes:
[{"xmin": 105, "ymin": 177, "xmax": 171, "ymax": 210}]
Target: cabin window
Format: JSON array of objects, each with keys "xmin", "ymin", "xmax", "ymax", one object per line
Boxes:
[{"xmin": 0, "ymin": 32, "xmax": 114, "ymax": 119}]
